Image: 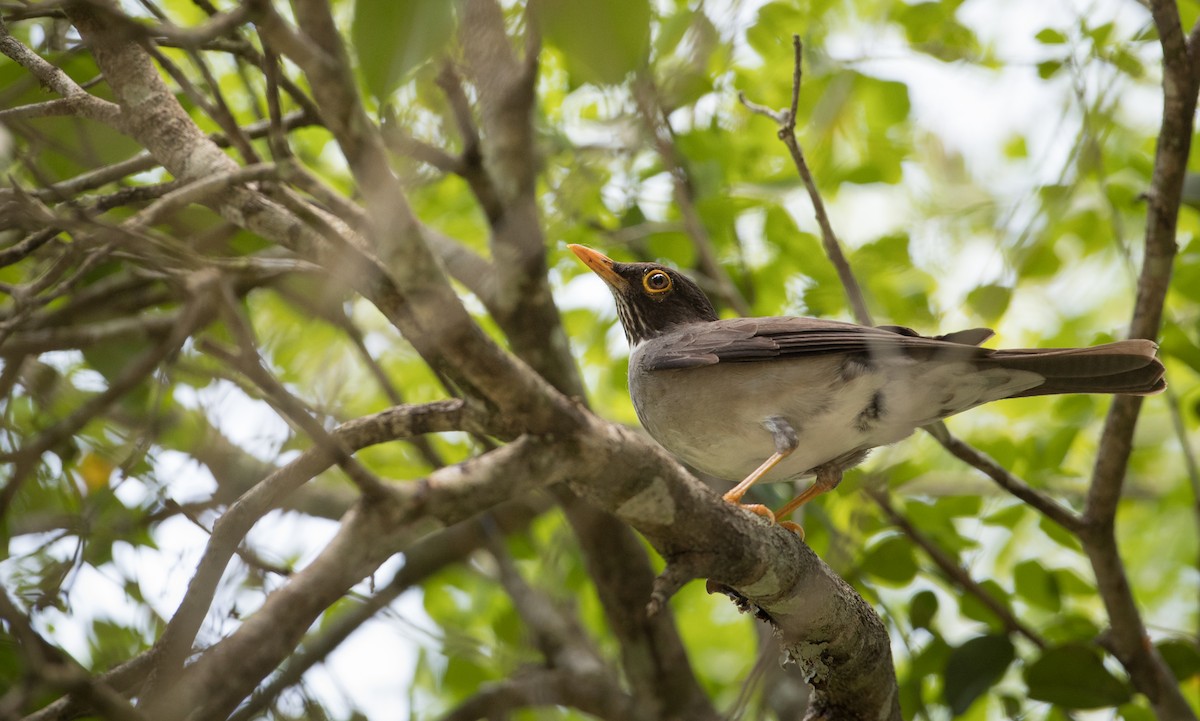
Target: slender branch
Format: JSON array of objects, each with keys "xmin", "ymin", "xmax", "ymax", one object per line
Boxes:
[
  {"xmin": 136, "ymin": 398, "xmax": 498, "ymax": 712},
  {"xmin": 199, "ymin": 283, "xmax": 390, "ymax": 499},
  {"xmin": 869, "ymin": 489, "xmax": 1046, "ymax": 649},
  {"xmin": 437, "ymin": 669, "xmax": 638, "ymax": 721},
  {"xmin": 0, "ymin": 16, "xmax": 123, "ymax": 127},
  {"xmin": 0, "ymin": 229, "xmax": 60, "ymax": 269},
  {"xmin": 486, "ymin": 527, "xmax": 608, "ymax": 675},
  {"xmin": 0, "ymin": 271, "xmax": 218, "ymax": 516},
  {"xmin": 226, "ymin": 497, "xmax": 549, "ymax": 721},
  {"xmin": 0, "ymin": 312, "xmax": 178, "ymax": 356},
  {"xmin": 739, "ymin": 36, "xmax": 870, "ymax": 325},
  {"xmin": 930, "ymin": 427, "xmax": 1082, "ymax": 532},
  {"xmin": 0, "ymin": 95, "xmax": 122, "ymax": 125},
  {"xmin": 22, "ymin": 653, "xmax": 155, "ymax": 721},
  {"xmin": 126, "ymin": 163, "xmax": 278, "ymax": 229},
  {"xmin": 1165, "ymin": 386, "xmax": 1200, "ymax": 641}
]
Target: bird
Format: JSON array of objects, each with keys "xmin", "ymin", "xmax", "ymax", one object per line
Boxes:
[{"xmin": 568, "ymin": 244, "xmax": 1166, "ymax": 534}]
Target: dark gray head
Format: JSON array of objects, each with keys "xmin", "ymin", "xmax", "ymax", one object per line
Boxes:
[{"xmin": 569, "ymin": 245, "xmax": 718, "ymax": 345}]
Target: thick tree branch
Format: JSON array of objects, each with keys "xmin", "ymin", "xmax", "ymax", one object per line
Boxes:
[
  {"xmin": 1077, "ymin": 2, "xmax": 1197, "ymax": 718},
  {"xmin": 565, "ymin": 420, "xmax": 903, "ymax": 720}
]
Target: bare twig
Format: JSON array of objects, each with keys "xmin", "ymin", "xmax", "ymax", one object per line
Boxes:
[
  {"xmin": 0, "ymin": 16, "xmax": 124, "ymax": 128},
  {"xmin": 0, "ymin": 95, "xmax": 122, "ymax": 125},
  {"xmin": 0, "ymin": 229, "xmax": 60, "ymax": 268},
  {"xmin": 486, "ymin": 524, "xmax": 608, "ymax": 675},
  {"xmin": 127, "ymin": 163, "xmax": 278, "ymax": 229},
  {"xmin": 0, "ymin": 312, "xmax": 178, "ymax": 356},
  {"xmin": 1164, "ymin": 386, "xmax": 1200, "ymax": 640},
  {"xmin": 738, "ymin": 36, "xmax": 870, "ymax": 325}
]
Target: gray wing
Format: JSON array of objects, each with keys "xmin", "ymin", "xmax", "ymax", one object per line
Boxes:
[{"xmin": 644, "ymin": 317, "xmax": 996, "ymax": 371}]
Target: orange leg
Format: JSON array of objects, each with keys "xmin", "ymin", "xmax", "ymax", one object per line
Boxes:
[
  {"xmin": 774, "ymin": 466, "xmax": 843, "ymax": 521},
  {"xmin": 722, "ymin": 417, "xmax": 798, "ymax": 525}
]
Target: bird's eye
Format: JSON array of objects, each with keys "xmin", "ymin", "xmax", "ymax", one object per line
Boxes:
[{"xmin": 643, "ymin": 270, "xmax": 672, "ymax": 294}]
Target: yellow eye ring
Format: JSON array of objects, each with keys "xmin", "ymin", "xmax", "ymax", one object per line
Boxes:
[{"xmin": 643, "ymin": 270, "xmax": 672, "ymax": 294}]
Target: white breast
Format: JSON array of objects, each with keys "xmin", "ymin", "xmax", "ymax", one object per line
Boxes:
[{"xmin": 628, "ymin": 343, "xmax": 1041, "ymax": 483}]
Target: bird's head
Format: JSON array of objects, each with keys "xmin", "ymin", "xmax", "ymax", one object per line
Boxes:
[{"xmin": 569, "ymin": 244, "xmax": 718, "ymax": 346}]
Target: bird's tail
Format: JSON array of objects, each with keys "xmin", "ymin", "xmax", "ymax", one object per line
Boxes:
[{"xmin": 988, "ymin": 339, "xmax": 1166, "ymax": 397}]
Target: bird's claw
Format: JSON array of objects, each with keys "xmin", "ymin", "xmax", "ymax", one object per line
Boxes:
[
  {"xmin": 738, "ymin": 503, "xmax": 776, "ymax": 524},
  {"xmin": 727, "ymin": 500, "xmax": 805, "ymax": 540},
  {"xmin": 778, "ymin": 520, "xmax": 805, "ymax": 540}
]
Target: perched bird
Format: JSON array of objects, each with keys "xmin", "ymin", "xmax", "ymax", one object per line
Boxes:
[{"xmin": 569, "ymin": 244, "xmax": 1166, "ymax": 533}]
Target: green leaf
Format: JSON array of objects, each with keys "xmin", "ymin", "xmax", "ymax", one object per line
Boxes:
[
  {"xmin": 910, "ymin": 636, "xmax": 951, "ymax": 679},
  {"xmin": 352, "ymin": 0, "xmax": 456, "ymax": 99},
  {"xmin": 1157, "ymin": 638, "xmax": 1200, "ymax": 680},
  {"xmin": 1037, "ymin": 59, "xmax": 1063, "ymax": 79},
  {"xmin": 746, "ymin": 2, "xmax": 806, "ymax": 63},
  {"xmin": 536, "ymin": 0, "xmax": 651, "ymax": 85},
  {"xmin": 861, "ymin": 534, "xmax": 919, "ymax": 586},
  {"xmin": 1120, "ymin": 703, "xmax": 1157, "ymax": 721},
  {"xmin": 1035, "ymin": 28, "xmax": 1068, "ymax": 44},
  {"xmin": 909, "ymin": 589, "xmax": 938, "ymax": 630},
  {"xmin": 942, "ymin": 634, "xmax": 1015, "ymax": 715},
  {"xmin": 966, "ymin": 284, "xmax": 1011, "ymax": 323},
  {"xmin": 1160, "ymin": 321, "xmax": 1200, "ymax": 375},
  {"xmin": 1024, "ymin": 644, "xmax": 1132, "ymax": 708},
  {"xmin": 1013, "ymin": 560, "xmax": 1061, "ymax": 611},
  {"xmin": 982, "ymin": 503, "xmax": 1026, "ymax": 529},
  {"xmin": 1039, "ymin": 515, "xmax": 1083, "ymax": 551},
  {"xmin": 958, "ymin": 579, "xmax": 1011, "ymax": 629},
  {"xmin": 1107, "ymin": 47, "xmax": 1145, "ymax": 78},
  {"xmin": 1042, "ymin": 614, "xmax": 1101, "ymax": 645}
]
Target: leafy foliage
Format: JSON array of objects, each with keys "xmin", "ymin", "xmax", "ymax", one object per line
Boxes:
[{"xmin": 1, "ymin": 0, "xmax": 1197, "ymax": 719}]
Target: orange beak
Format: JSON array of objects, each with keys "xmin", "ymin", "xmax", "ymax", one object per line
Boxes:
[{"xmin": 568, "ymin": 244, "xmax": 628, "ymax": 290}]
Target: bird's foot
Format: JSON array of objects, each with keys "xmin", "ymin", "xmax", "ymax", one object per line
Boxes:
[
  {"xmin": 736, "ymin": 502, "xmax": 776, "ymax": 524},
  {"xmin": 778, "ymin": 520, "xmax": 805, "ymax": 540},
  {"xmin": 726, "ymin": 500, "xmax": 804, "ymax": 538}
]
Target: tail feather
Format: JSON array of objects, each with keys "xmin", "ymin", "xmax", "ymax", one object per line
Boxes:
[{"xmin": 986, "ymin": 340, "xmax": 1165, "ymax": 397}]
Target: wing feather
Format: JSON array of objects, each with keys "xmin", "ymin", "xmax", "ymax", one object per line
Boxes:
[{"xmin": 642, "ymin": 317, "xmax": 996, "ymax": 371}]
